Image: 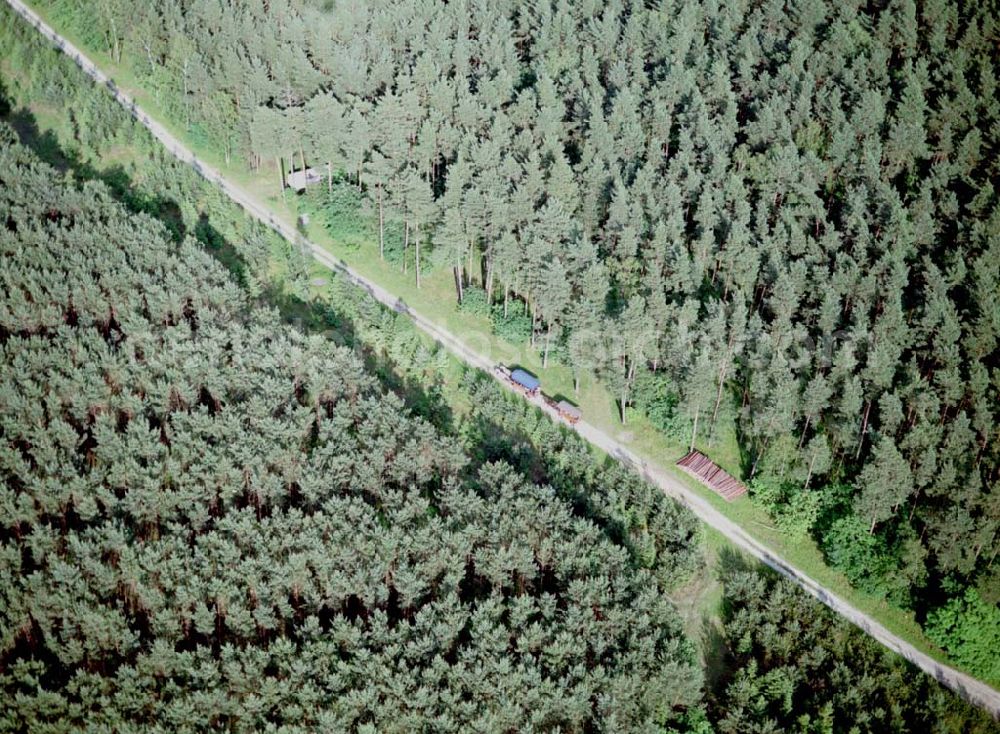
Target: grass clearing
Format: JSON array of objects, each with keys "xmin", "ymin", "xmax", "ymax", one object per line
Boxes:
[{"xmin": 668, "ymin": 525, "xmax": 728, "ymax": 684}]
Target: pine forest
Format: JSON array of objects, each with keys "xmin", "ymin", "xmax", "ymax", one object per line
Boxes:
[{"xmin": 0, "ymin": 0, "xmax": 998, "ymax": 729}]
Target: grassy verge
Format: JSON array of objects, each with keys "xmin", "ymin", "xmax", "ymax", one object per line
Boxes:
[
  {"xmin": 12, "ymin": 2, "xmax": 971, "ymax": 680},
  {"xmin": 667, "ymin": 525, "xmax": 728, "ymax": 683},
  {"xmin": 662, "ymin": 462, "xmax": 947, "ymax": 661}
]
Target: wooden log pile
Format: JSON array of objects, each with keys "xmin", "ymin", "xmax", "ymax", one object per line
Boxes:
[{"xmin": 676, "ymin": 450, "xmax": 747, "ymax": 501}]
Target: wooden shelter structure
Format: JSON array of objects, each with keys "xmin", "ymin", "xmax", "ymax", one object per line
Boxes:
[
  {"xmin": 677, "ymin": 450, "xmax": 747, "ymax": 501},
  {"xmin": 286, "ymin": 167, "xmax": 323, "ymax": 192}
]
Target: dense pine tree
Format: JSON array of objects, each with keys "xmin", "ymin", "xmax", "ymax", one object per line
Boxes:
[
  {"xmin": 0, "ymin": 129, "xmax": 705, "ymax": 732},
  {"xmin": 710, "ymin": 563, "xmax": 1000, "ymax": 734},
  {"xmin": 6, "ymin": 0, "xmax": 999, "ymax": 692}
]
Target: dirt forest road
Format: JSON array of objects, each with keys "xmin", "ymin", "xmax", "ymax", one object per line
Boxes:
[{"xmin": 7, "ymin": 0, "xmax": 999, "ymax": 718}]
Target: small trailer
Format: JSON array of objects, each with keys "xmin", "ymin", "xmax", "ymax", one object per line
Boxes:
[
  {"xmin": 555, "ymin": 400, "xmax": 582, "ymax": 424},
  {"xmin": 542, "ymin": 395, "xmax": 581, "ymax": 424}
]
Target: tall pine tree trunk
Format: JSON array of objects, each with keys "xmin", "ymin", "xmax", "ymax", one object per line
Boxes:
[
  {"xmin": 856, "ymin": 399, "xmax": 872, "ymax": 459},
  {"xmin": 798, "ymin": 414, "xmax": 812, "ymax": 450},
  {"xmin": 467, "ymin": 240, "xmax": 474, "ymax": 286},
  {"xmin": 377, "ymin": 183, "xmax": 385, "ymax": 260},
  {"xmin": 277, "ymin": 156, "xmax": 285, "ymax": 200},
  {"xmin": 454, "ymin": 267, "xmax": 464, "ymax": 302},
  {"xmin": 543, "ymin": 323, "xmax": 552, "ymax": 368},
  {"xmin": 621, "ymin": 360, "xmax": 637, "ymax": 425},
  {"xmin": 104, "ymin": 10, "xmax": 122, "ymax": 64},
  {"xmin": 750, "ymin": 436, "xmax": 771, "ymax": 478},
  {"xmin": 403, "ymin": 221, "xmax": 409, "ymax": 274},
  {"xmin": 530, "ymin": 303, "xmax": 537, "ymax": 347},
  {"xmin": 689, "ymin": 406, "xmax": 700, "ymax": 452},
  {"xmin": 709, "ymin": 358, "xmax": 730, "ymax": 446},
  {"xmin": 415, "ymin": 222, "xmax": 421, "ymax": 289},
  {"xmin": 908, "ymin": 488, "xmax": 922, "ymax": 521}
]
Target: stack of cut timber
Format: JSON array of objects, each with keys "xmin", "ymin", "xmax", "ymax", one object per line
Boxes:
[{"xmin": 676, "ymin": 450, "xmax": 747, "ymax": 501}]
